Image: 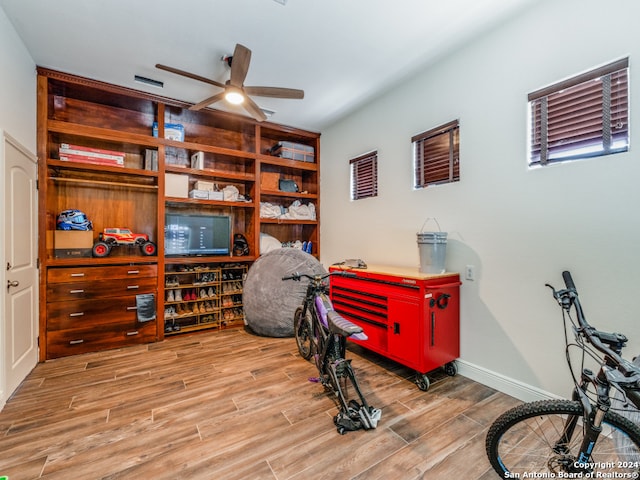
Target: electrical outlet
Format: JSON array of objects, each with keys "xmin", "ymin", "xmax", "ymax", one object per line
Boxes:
[{"xmin": 465, "ymin": 265, "xmax": 475, "ymax": 281}]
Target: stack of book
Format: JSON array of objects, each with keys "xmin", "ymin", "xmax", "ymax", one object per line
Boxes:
[{"xmin": 59, "ymin": 143, "xmax": 125, "ymax": 167}]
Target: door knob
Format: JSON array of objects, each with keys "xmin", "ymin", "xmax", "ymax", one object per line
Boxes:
[{"xmin": 7, "ymin": 280, "xmax": 19, "ymax": 290}]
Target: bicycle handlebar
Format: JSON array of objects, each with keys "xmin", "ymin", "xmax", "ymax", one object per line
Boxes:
[
  {"xmin": 553, "ymin": 271, "xmax": 639, "ymax": 380},
  {"xmin": 562, "ymin": 270, "xmax": 577, "ymax": 292},
  {"xmin": 282, "ymin": 271, "xmax": 357, "ymax": 282}
]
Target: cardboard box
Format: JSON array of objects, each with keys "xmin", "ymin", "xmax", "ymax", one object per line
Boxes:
[
  {"xmin": 165, "ymin": 173, "xmax": 189, "ymax": 198},
  {"xmin": 261, "ymin": 172, "xmax": 280, "ymax": 191},
  {"xmin": 188, "ymin": 189, "xmax": 210, "ymax": 200},
  {"xmin": 54, "ymin": 230, "xmax": 93, "ymax": 258},
  {"xmin": 152, "ymin": 122, "xmax": 185, "ymax": 141},
  {"xmin": 194, "ymin": 180, "xmax": 214, "ymax": 191},
  {"xmin": 270, "ymin": 141, "xmax": 315, "ymax": 163}
]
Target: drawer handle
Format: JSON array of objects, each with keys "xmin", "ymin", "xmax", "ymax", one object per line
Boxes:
[
  {"xmin": 70, "ymin": 273, "xmax": 85, "ymax": 277},
  {"xmin": 127, "ymin": 285, "xmax": 140, "ymax": 290},
  {"xmin": 126, "ymin": 306, "xmax": 138, "ymax": 311},
  {"xmin": 69, "ymin": 289, "xmax": 85, "ymax": 294},
  {"xmin": 69, "ymin": 339, "xmax": 84, "ymax": 345},
  {"xmin": 431, "ymin": 312, "xmax": 436, "ymax": 347},
  {"xmin": 126, "ymin": 331, "xmax": 139, "ymax": 336},
  {"xmin": 127, "ymin": 270, "xmax": 140, "ymax": 275},
  {"xmin": 69, "ymin": 312, "xmax": 85, "ymax": 317}
]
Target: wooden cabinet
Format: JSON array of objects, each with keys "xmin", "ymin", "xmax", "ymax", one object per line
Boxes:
[
  {"xmin": 329, "ymin": 264, "xmax": 461, "ymax": 390},
  {"xmin": 46, "ymin": 264, "xmax": 157, "ymax": 359},
  {"xmin": 37, "ymin": 68, "xmax": 320, "ymax": 360}
]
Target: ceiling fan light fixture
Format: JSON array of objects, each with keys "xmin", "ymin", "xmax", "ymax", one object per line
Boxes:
[{"xmin": 225, "ymin": 87, "xmax": 245, "ymax": 105}]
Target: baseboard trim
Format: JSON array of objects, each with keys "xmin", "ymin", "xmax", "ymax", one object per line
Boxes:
[{"xmin": 455, "ymin": 359, "xmax": 559, "ymax": 402}]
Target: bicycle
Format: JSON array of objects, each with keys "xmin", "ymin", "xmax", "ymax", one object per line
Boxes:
[
  {"xmin": 485, "ymin": 270, "xmax": 640, "ymax": 478},
  {"xmin": 283, "ymin": 271, "xmax": 382, "ymax": 434}
]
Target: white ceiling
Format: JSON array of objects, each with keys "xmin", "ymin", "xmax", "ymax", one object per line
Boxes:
[{"xmin": 1, "ymin": 0, "xmax": 536, "ymax": 131}]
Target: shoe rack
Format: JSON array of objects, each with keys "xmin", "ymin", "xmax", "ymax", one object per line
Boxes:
[
  {"xmin": 163, "ymin": 263, "xmax": 247, "ymax": 335},
  {"xmin": 220, "ymin": 264, "xmax": 247, "ymax": 329}
]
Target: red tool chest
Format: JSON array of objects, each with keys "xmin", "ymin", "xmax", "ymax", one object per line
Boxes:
[{"xmin": 329, "ymin": 264, "xmax": 461, "ymax": 390}]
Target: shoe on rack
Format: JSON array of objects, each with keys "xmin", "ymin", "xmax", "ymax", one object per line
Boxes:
[
  {"xmin": 208, "ymin": 287, "xmax": 215, "ymax": 298},
  {"xmin": 166, "ymin": 290, "xmax": 175, "ymax": 302},
  {"xmin": 175, "ymin": 289, "xmax": 182, "ymax": 302}
]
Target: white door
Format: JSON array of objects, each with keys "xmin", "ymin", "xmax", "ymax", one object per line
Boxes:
[{"xmin": 1, "ymin": 131, "xmax": 38, "ymax": 408}]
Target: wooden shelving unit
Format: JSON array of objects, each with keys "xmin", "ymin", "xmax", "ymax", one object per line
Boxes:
[{"xmin": 37, "ymin": 68, "xmax": 320, "ymax": 360}]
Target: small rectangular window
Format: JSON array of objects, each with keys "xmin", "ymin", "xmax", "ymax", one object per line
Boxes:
[
  {"xmin": 350, "ymin": 151, "xmax": 378, "ymax": 200},
  {"xmin": 529, "ymin": 58, "xmax": 629, "ymax": 166},
  {"xmin": 413, "ymin": 120, "xmax": 459, "ymax": 189}
]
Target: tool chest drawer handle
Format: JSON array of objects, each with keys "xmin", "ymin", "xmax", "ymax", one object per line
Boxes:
[
  {"xmin": 126, "ymin": 331, "xmax": 139, "ymax": 336},
  {"xmin": 127, "ymin": 270, "xmax": 140, "ymax": 275},
  {"xmin": 69, "ymin": 312, "xmax": 85, "ymax": 317},
  {"xmin": 70, "ymin": 273, "xmax": 85, "ymax": 277},
  {"xmin": 126, "ymin": 285, "xmax": 139, "ymax": 290},
  {"xmin": 69, "ymin": 289, "xmax": 84, "ymax": 294},
  {"xmin": 126, "ymin": 306, "xmax": 138, "ymax": 311},
  {"xmin": 69, "ymin": 339, "xmax": 84, "ymax": 345}
]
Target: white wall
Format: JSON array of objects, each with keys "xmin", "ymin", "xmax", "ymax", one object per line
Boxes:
[
  {"xmin": 0, "ymin": 7, "xmax": 36, "ymax": 151},
  {"xmin": 320, "ymin": 0, "xmax": 640, "ymax": 400},
  {"xmin": 0, "ymin": 5, "xmax": 36, "ymax": 408}
]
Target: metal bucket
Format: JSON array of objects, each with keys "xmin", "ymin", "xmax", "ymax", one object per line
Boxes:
[{"xmin": 417, "ymin": 218, "xmax": 447, "ymax": 274}]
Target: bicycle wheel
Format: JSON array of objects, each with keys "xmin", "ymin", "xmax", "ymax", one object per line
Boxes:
[
  {"xmin": 294, "ymin": 306, "xmax": 313, "ymax": 360},
  {"xmin": 486, "ymin": 399, "xmax": 640, "ymax": 478}
]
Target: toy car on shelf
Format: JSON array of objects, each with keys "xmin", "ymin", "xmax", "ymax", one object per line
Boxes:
[{"xmin": 92, "ymin": 228, "xmax": 157, "ymax": 257}]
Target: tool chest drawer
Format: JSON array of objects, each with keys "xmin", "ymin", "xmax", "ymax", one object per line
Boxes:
[{"xmin": 330, "ymin": 264, "xmax": 461, "ymax": 380}]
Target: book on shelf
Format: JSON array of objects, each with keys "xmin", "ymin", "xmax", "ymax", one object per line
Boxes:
[
  {"xmin": 59, "ymin": 153, "xmax": 124, "ymax": 167},
  {"xmin": 59, "ymin": 143, "xmax": 125, "ymax": 167}
]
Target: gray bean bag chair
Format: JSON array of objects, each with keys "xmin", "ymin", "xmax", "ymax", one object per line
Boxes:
[{"xmin": 244, "ymin": 248, "xmax": 326, "ymax": 337}]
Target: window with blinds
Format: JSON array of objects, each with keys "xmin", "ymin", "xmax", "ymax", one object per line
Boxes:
[
  {"xmin": 413, "ymin": 120, "xmax": 459, "ymax": 189},
  {"xmin": 350, "ymin": 151, "xmax": 378, "ymax": 200},
  {"xmin": 529, "ymin": 58, "xmax": 629, "ymax": 166}
]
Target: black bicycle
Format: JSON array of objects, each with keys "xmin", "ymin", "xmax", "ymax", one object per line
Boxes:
[
  {"xmin": 283, "ymin": 271, "xmax": 382, "ymax": 434},
  {"xmin": 486, "ymin": 271, "xmax": 640, "ymax": 478}
]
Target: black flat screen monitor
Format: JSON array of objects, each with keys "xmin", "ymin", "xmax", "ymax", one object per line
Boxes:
[{"xmin": 164, "ymin": 213, "xmax": 231, "ymax": 256}]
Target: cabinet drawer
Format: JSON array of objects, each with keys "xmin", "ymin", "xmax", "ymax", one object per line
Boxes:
[
  {"xmin": 46, "ymin": 321, "xmax": 157, "ymax": 359},
  {"xmin": 47, "ymin": 295, "xmax": 144, "ymax": 331},
  {"xmin": 47, "ymin": 277, "xmax": 157, "ymax": 301},
  {"xmin": 48, "ymin": 264, "xmax": 157, "ymax": 283}
]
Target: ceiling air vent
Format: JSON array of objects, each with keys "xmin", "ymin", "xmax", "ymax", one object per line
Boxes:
[{"xmin": 134, "ymin": 75, "xmax": 164, "ymax": 88}]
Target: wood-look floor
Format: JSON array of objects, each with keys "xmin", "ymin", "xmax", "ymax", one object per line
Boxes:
[{"xmin": 0, "ymin": 328, "xmax": 521, "ymax": 480}]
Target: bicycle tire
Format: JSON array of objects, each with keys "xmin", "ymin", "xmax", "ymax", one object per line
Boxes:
[
  {"xmin": 486, "ymin": 399, "xmax": 640, "ymax": 478},
  {"xmin": 294, "ymin": 306, "xmax": 313, "ymax": 360}
]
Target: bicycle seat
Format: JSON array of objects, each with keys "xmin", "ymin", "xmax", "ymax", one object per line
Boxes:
[{"xmin": 327, "ymin": 310, "xmax": 363, "ymax": 337}]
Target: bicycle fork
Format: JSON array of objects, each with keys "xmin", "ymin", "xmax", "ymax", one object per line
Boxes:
[{"xmin": 555, "ymin": 368, "xmax": 609, "ymax": 472}]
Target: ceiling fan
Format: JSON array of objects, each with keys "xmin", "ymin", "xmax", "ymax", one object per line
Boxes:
[{"xmin": 156, "ymin": 43, "xmax": 304, "ymax": 122}]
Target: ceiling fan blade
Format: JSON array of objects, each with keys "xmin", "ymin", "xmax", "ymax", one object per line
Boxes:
[
  {"xmin": 189, "ymin": 92, "xmax": 226, "ymax": 111},
  {"xmin": 156, "ymin": 64, "xmax": 225, "ymax": 89},
  {"xmin": 243, "ymin": 95, "xmax": 268, "ymax": 122},
  {"xmin": 229, "ymin": 44, "xmax": 251, "ymax": 87},
  {"xmin": 244, "ymin": 86, "xmax": 304, "ymax": 99}
]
